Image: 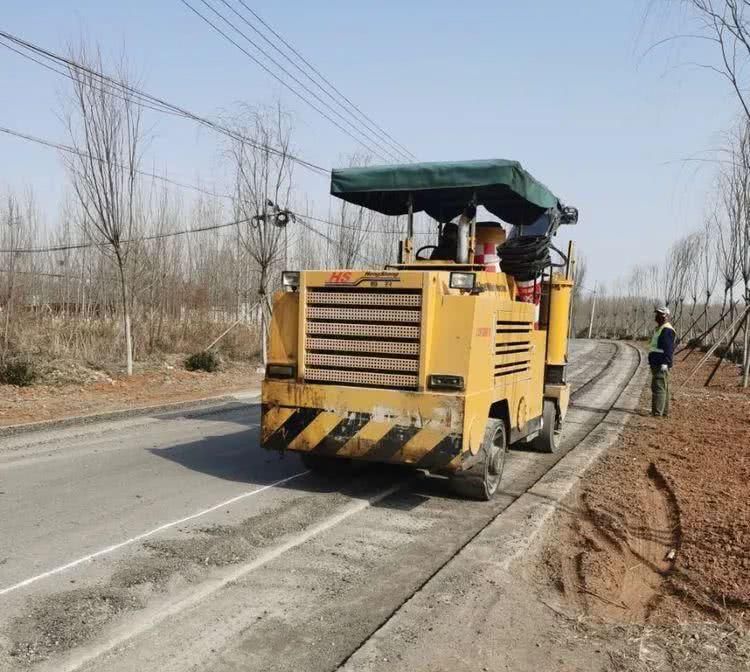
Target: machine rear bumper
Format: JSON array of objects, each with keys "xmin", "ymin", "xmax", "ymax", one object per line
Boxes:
[{"xmin": 261, "ymin": 380, "xmax": 466, "ymax": 472}]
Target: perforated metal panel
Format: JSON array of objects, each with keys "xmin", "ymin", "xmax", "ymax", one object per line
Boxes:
[
  {"xmin": 306, "ymin": 353, "xmax": 419, "ymax": 372},
  {"xmin": 307, "ymin": 337, "xmax": 419, "ymax": 356},
  {"xmin": 307, "ymin": 306, "xmax": 421, "ymax": 323},
  {"xmin": 307, "ymin": 291, "xmax": 421, "ymax": 307},
  {"xmin": 307, "ymin": 322, "xmax": 420, "ymax": 339},
  {"xmin": 304, "ymin": 286, "xmax": 423, "ymax": 390},
  {"xmin": 305, "ymin": 368, "xmax": 419, "ymax": 389}
]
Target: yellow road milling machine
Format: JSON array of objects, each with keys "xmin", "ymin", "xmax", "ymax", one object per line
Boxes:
[{"xmin": 261, "ymin": 159, "xmax": 578, "ymax": 499}]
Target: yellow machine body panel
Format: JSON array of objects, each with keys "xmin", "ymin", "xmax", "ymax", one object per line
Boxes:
[{"xmin": 261, "ymin": 267, "xmax": 567, "ymax": 474}]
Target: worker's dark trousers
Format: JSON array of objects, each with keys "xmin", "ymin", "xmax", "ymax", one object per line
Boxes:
[{"xmin": 651, "ymin": 367, "xmax": 670, "ymax": 417}]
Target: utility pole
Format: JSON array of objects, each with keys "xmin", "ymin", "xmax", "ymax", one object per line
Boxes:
[{"xmin": 587, "ymin": 288, "xmax": 597, "ymax": 339}]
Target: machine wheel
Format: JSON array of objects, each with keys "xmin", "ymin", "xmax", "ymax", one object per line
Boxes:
[
  {"xmin": 300, "ymin": 452, "xmax": 352, "ymax": 474},
  {"xmin": 531, "ymin": 400, "xmax": 560, "ymax": 454},
  {"xmin": 449, "ymin": 419, "xmax": 507, "ymax": 501}
]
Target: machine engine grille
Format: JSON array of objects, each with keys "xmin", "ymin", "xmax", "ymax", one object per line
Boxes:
[
  {"xmin": 304, "ymin": 288, "xmax": 422, "ymax": 390},
  {"xmin": 494, "ymin": 319, "xmax": 533, "ymax": 379}
]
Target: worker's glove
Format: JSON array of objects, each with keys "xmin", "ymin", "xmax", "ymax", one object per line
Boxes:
[{"xmin": 660, "ymin": 364, "xmax": 668, "ymax": 372}]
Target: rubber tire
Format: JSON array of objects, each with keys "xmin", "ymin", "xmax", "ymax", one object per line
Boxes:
[
  {"xmin": 449, "ymin": 419, "xmax": 507, "ymax": 501},
  {"xmin": 531, "ymin": 400, "xmax": 560, "ymax": 454},
  {"xmin": 300, "ymin": 452, "xmax": 352, "ymax": 474}
]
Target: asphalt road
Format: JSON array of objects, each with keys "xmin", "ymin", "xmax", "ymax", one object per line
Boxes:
[{"xmin": 0, "ymin": 339, "xmax": 627, "ymax": 672}]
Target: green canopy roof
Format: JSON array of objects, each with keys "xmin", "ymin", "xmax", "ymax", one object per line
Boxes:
[{"xmin": 330, "ymin": 159, "xmax": 562, "ymax": 226}]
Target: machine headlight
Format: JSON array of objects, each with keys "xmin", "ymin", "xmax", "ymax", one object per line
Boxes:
[
  {"xmin": 266, "ymin": 364, "xmax": 296, "ymax": 379},
  {"xmin": 449, "ymin": 272, "xmax": 476, "ymax": 290},
  {"xmin": 428, "ymin": 374, "xmax": 465, "ymax": 391},
  {"xmin": 281, "ymin": 271, "xmax": 300, "ymax": 292}
]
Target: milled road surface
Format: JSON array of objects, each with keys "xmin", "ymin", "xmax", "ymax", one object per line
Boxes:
[{"xmin": 0, "ymin": 340, "xmax": 626, "ymax": 672}]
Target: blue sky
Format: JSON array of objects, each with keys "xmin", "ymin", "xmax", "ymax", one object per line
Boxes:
[{"xmin": 0, "ymin": 0, "xmax": 740, "ymax": 284}]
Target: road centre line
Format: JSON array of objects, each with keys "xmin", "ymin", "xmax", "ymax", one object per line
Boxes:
[{"xmin": 0, "ymin": 470, "xmax": 309, "ymax": 597}]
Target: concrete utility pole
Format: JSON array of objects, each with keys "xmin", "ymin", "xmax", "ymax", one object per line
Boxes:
[{"xmin": 587, "ymin": 289, "xmax": 597, "ymax": 339}]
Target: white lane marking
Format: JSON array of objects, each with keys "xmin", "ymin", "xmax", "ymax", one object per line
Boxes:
[
  {"xmin": 45, "ymin": 481, "xmax": 403, "ymax": 672},
  {"xmin": 0, "ymin": 470, "xmax": 309, "ymax": 597}
]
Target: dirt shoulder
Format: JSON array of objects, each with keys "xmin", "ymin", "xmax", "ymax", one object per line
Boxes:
[
  {"xmin": 341, "ymin": 344, "xmax": 750, "ymax": 672},
  {"xmin": 0, "ymin": 357, "xmax": 261, "ymax": 427},
  {"xmin": 537, "ymin": 347, "xmax": 750, "ymax": 628}
]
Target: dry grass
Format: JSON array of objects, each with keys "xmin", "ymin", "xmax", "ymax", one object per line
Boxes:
[{"xmin": 6, "ymin": 312, "xmax": 261, "ymax": 373}]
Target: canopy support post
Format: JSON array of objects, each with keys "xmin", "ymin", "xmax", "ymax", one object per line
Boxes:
[
  {"xmin": 404, "ymin": 194, "xmax": 414, "ymax": 262},
  {"xmin": 468, "ymin": 192, "xmax": 477, "ymax": 265}
]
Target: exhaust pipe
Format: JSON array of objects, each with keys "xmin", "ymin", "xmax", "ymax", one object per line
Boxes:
[{"xmin": 457, "ymin": 220, "xmax": 470, "ymax": 264}]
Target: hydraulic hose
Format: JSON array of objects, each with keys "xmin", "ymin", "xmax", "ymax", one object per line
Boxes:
[
  {"xmin": 498, "ymin": 236, "xmax": 568, "ymax": 281},
  {"xmin": 498, "ymin": 235, "xmax": 552, "ymax": 281}
]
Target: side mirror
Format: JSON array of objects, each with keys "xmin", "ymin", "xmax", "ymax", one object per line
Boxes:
[{"xmin": 561, "ymin": 206, "xmax": 578, "ymax": 225}]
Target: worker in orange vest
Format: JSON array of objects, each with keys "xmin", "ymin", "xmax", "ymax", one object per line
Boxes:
[{"xmin": 648, "ymin": 306, "xmax": 676, "ymax": 417}]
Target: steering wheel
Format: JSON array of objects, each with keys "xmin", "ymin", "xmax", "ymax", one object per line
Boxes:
[{"xmin": 416, "ymin": 245, "xmax": 438, "ymax": 260}]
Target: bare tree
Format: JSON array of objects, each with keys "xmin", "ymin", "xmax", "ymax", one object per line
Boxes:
[
  {"xmin": 1, "ymin": 195, "xmax": 20, "ymax": 362},
  {"xmin": 700, "ymin": 216, "xmax": 720, "ymax": 334},
  {"xmin": 365, "ymin": 214, "xmax": 404, "ymax": 267},
  {"xmin": 570, "ymin": 253, "xmax": 588, "ymax": 337},
  {"xmin": 717, "ymin": 128, "xmax": 746, "ymax": 340},
  {"xmin": 663, "ymin": 234, "xmax": 695, "ymax": 330},
  {"xmin": 228, "ymin": 103, "xmax": 295, "ymax": 365},
  {"xmin": 674, "ymin": 1, "xmax": 750, "ymax": 121},
  {"xmin": 329, "ymin": 201, "xmax": 380, "ymax": 269},
  {"xmin": 62, "ymin": 42, "xmax": 144, "ymax": 375},
  {"xmin": 326, "ymin": 154, "xmax": 381, "ymax": 269}
]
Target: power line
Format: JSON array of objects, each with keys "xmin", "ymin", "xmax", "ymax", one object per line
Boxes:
[
  {"xmin": 178, "ymin": 0, "xmax": 397, "ymax": 163},
  {"xmin": 0, "ymin": 217, "xmax": 252, "ymax": 254},
  {"xmin": 0, "ymin": 215, "xmax": 387, "ymax": 270},
  {"xmin": 0, "ymin": 39, "xmax": 197, "ymax": 123},
  {"xmin": 0, "ymin": 29, "xmax": 329, "ymax": 176},
  {"xmin": 297, "ymin": 210, "xmax": 432, "ymax": 236},
  {"xmin": 294, "ymin": 215, "xmax": 380, "ymax": 267},
  {"xmin": 235, "ymin": 1, "xmax": 417, "ymax": 162},
  {"xmin": 0, "ymin": 200, "xmax": 411, "ymax": 261},
  {"xmin": 214, "ymin": 0, "xmax": 407, "ymax": 162},
  {"xmin": 0, "ymin": 125, "xmax": 234, "ymax": 200},
  {"xmin": 216, "ymin": 0, "xmax": 414, "ymax": 162},
  {"xmin": 0, "ymin": 267, "xmax": 72, "ymax": 279},
  {"xmin": 2, "ymin": 120, "xmax": 434, "ymax": 242},
  {"xmin": 3, "ymin": 120, "xmax": 432, "ymax": 237}
]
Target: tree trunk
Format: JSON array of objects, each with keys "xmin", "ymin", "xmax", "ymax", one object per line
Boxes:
[
  {"xmin": 116, "ymin": 255, "xmax": 133, "ymax": 376},
  {"xmin": 705, "ymin": 292, "xmax": 711, "ymax": 338},
  {"xmin": 743, "ymin": 306, "xmax": 750, "ymax": 388},
  {"xmin": 258, "ymin": 300, "xmax": 267, "ymax": 366},
  {"xmin": 730, "ymin": 287, "xmax": 737, "ymax": 357},
  {"xmin": 1, "ymin": 267, "xmax": 14, "ymax": 363}
]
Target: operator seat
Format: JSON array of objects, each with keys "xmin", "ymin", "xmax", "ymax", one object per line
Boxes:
[{"xmin": 430, "ymin": 222, "xmax": 459, "ymax": 261}]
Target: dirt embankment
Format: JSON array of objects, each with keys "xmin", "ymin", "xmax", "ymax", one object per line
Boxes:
[
  {"xmin": 0, "ymin": 358, "xmax": 261, "ymax": 427},
  {"xmin": 538, "ymin": 347, "xmax": 750, "ymax": 627}
]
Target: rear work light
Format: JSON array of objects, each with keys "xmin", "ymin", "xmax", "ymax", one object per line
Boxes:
[
  {"xmin": 266, "ymin": 364, "xmax": 296, "ymax": 379},
  {"xmin": 282, "ymin": 271, "xmax": 300, "ymax": 292},
  {"xmin": 428, "ymin": 374, "xmax": 465, "ymax": 391},
  {"xmin": 449, "ymin": 272, "xmax": 475, "ymax": 290}
]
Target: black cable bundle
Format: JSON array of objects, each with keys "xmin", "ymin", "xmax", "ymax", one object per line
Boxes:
[{"xmin": 498, "ymin": 235, "xmax": 551, "ymax": 281}]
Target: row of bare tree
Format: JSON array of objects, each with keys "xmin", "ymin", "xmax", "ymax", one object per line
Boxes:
[
  {"xmin": 574, "ymin": 0, "xmax": 750, "ymax": 386},
  {"xmin": 0, "ymin": 44, "xmax": 419, "ymax": 374},
  {"xmin": 574, "ymin": 163, "xmax": 750, "ymax": 385}
]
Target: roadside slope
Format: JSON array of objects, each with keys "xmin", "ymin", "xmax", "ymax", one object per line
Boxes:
[{"xmin": 338, "ymin": 343, "xmax": 646, "ymax": 672}]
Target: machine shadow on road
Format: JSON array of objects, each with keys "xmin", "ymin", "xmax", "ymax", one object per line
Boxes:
[
  {"xmin": 147, "ymin": 421, "xmax": 433, "ymax": 503},
  {"xmin": 155, "ymin": 400, "xmax": 261, "ymax": 425}
]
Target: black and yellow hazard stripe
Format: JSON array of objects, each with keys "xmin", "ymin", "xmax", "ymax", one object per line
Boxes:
[{"xmin": 261, "ymin": 404, "xmax": 463, "ymax": 471}]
